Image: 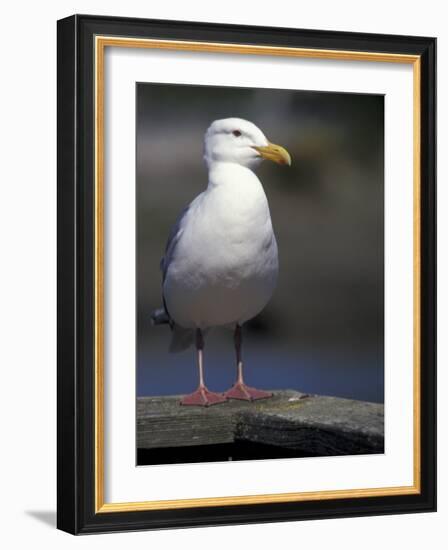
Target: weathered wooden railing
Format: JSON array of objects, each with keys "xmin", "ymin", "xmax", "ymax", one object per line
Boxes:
[{"xmin": 137, "ymin": 390, "xmax": 384, "ymax": 462}]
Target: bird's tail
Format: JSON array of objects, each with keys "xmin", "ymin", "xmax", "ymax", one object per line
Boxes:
[
  {"xmin": 150, "ymin": 307, "xmax": 170, "ymax": 326},
  {"xmin": 150, "ymin": 307, "xmax": 195, "ymax": 353}
]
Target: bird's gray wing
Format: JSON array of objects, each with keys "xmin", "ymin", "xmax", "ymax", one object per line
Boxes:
[
  {"xmin": 160, "ymin": 203, "xmax": 191, "ymax": 282},
  {"xmin": 153, "ymin": 199, "xmax": 199, "ymax": 353}
]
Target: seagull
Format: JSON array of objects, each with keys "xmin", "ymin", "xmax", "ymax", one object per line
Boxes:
[{"xmin": 151, "ymin": 118, "xmax": 291, "ymax": 406}]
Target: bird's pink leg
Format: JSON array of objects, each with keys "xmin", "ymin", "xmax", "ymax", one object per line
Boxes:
[
  {"xmin": 224, "ymin": 325, "xmax": 273, "ymax": 401},
  {"xmin": 180, "ymin": 329, "xmax": 227, "ymax": 407}
]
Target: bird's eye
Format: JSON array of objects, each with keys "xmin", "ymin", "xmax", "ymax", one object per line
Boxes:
[{"xmin": 232, "ymin": 130, "xmax": 242, "ymax": 137}]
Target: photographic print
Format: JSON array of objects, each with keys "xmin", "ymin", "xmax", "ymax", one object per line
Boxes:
[{"xmin": 136, "ymin": 83, "xmax": 385, "ymax": 466}]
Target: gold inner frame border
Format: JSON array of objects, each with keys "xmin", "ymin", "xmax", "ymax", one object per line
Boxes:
[{"xmin": 94, "ymin": 36, "xmax": 421, "ymax": 513}]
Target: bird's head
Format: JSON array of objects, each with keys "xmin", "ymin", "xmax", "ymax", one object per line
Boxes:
[{"xmin": 204, "ymin": 118, "xmax": 291, "ymax": 169}]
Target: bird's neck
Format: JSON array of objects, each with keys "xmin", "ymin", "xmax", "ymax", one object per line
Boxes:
[{"xmin": 207, "ymin": 162, "xmax": 261, "ymax": 190}]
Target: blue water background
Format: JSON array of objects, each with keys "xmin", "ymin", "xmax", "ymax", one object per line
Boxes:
[{"xmin": 137, "ymin": 331, "xmax": 383, "ymax": 404}]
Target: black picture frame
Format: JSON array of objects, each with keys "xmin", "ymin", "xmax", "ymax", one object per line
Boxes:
[{"xmin": 57, "ymin": 14, "xmax": 436, "ymax": 534}]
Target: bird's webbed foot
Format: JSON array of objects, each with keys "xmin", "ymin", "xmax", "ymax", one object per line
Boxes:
[
  {"xmin": 224, "ymin": 382, "xmax": 273, "ymax": 401},
  {"xmin": 180, "ymin": 385, "xmax": 227, "ymax": 407}
]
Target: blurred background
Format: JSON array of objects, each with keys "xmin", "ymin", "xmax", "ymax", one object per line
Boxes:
[{"xmin": 136, "ymin": 83, "xmax": 384, "ymax": 404}]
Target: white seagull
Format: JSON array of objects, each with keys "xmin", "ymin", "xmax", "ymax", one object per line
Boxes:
[{"xmin": 151, "ymin": 118, "xmax": 291, "ymax": 406}]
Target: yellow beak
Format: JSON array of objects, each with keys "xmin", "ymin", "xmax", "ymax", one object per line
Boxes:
[{"xmin": 253, "ymin": 142, "xmax": 291, "ymax": 166}]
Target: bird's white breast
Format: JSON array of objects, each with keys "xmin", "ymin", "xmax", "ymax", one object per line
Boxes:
[{"xmin": 163, "ymin": 163, "xmax": 279, "ymax": 329}]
